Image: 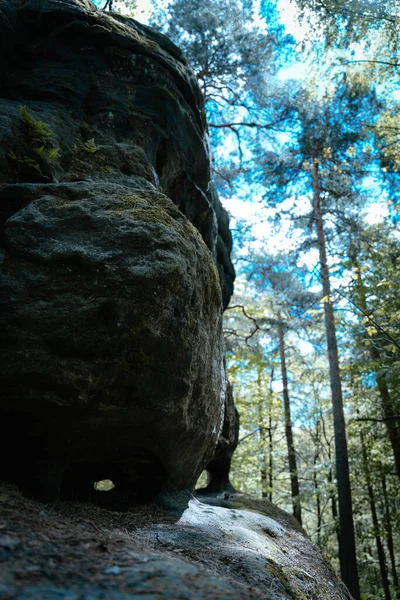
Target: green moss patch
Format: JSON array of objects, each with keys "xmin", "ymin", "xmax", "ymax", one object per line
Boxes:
[{"xmin": 107, "ymin": 191, "xmax": 222, "ymax": 307}]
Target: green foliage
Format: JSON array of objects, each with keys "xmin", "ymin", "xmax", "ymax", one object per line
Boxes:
[
  {"xmin": 294, "ymin": 0, "xmax": 400, "ymax": 52},
  {"xmin": 225, "ymin": 99, "xmax": 400, "ymax": 593},
  {"xmin": 9, "ymin": 106, "xmax": 60, "ymax": 179},
  {"xmin": 149, "ymin": 0, "xmax": 296, "ymax": 192},
  {"xmin": 80, "ymin": 138, "xmax": 100, "ymax": 154},
  {"xmin": 152, "ymin": 0, "xmax": 287, "ymax": 101},
  {"xmin": 374, "ymin": 106, "xmax": 400, "ymax": 174},
  {"xmin": 34, "ymin": 145, "xmax": 60, "ymax": 163},
  {"xmin": 19, "ymin": 104, "xmax": 53, "ymax": 142},
  {"xmin": 8, "ymin": 151, "xmax": 41, "ymax": 173}
]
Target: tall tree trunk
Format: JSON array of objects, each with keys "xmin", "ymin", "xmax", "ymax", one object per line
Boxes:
[
  {"xmin": 268, "ymin": 404, "xmax": 274, "ymax": 502},
  {"xmin": 321, "ymin": 415, "xmax": 341, "ymax": 549},
  {"xmin": 313, "ymin": 420, "xmax": 322, "ymax": 546},
  {"xmin": 364, "ymin": 541, "xmax": 381, "ymax": 593},
  {"xmin": 349, "ymin": 251, "xmax": 400, "ymax": 480},
  {"xmin": 257, "ymin": 368, "xmax": 269, "ymax": 499},
  {"xmin": 360, "ymin": 430, "xmax": 392, "ymax": 600},
  {"xmin": 259, "ymin": 424, "xmax": 269, "ymax": 498},
  {"xmin": 268, "ymin": 368, "xmax": 274, "ymax": 502},
  {"xmin": 312, "ymin": 158, "xmax": 360, "ymax": 599},
  {"xmin": 327, "ymin": 465, "xmax": 340, "ymax": 550},
  {"xmin": 381, "ymin": 475, "xmax": 400, "ymax": 598},
  {"xmin": 278, "ymin": 319, "xmax": 302, "ymax": 525},
  {"xmin": 373, "ymin": 369, "xmax": 400, "ymax": 480}
]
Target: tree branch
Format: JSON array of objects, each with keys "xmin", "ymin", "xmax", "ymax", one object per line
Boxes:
[
  {"xmin": 340, "ymin": 59, "xmax": 400, "ymax": 68},
  {"xmin": 209, "ymin": 119, "xmax": 285, "ymax": 130},
  {"xmin": 319, "ymin": 272, "xmax": 400, "ymax": 351},
  {"xmin": 239, "ymin": 427, "xmax": 260, "ymax": 444},
  {"xmin": 350, "ymin": 416, "xmax": 400, "ymax": 424}
]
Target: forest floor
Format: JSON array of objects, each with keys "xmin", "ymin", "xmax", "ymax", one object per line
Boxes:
[{"xmin": 0, "ymin": 482, "xmax": 351, "ymax": 600}]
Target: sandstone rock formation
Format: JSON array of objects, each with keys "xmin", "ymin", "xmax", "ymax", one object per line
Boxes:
[
  {"xmin": 198, "ymin": 381, "xmax": 240, "ymax": 494},
  {"xmin": 0, "ymin": 482, "xmax": 353, "ymax": 600},
  {"xmin": 0, "ymin": 0, "xmax": 234, "ymax": 505}
]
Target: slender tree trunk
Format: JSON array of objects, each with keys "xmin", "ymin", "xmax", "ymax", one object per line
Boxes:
[
  {"xmin": 259, "ymin": 432, "xmax": 269, "ymax": 498},
  {"xmin": 373, "ymin": 369, "xmax": 400, "ymax": 480},
  {"xmin": 278, "ymin": 319, "xmax": 302, "ymax": 525},
  {"xmin": 257, "ymin": 369, "xmax": 269, "ymax": 498},
  {"xmin": 365, "ymin": 541, "xmax": 381, "ymax": 593},
  {"xmin": 313, "ymin": 420, "xmax": 322, "ymax": 546},
  {"xmin": 327, "ymin": 466, "xmax": 340, "ymax": 550},
  {"xmin": 259, "ymin": 453, "xmax": 268, "ymax": 497},
  {"xmin": 313, "ymin": 457, "xmax": 322, "ymax": 546},
  {"xmin": 267, "ymin": 368, "xmax": 274, "ymax": 502},
  {"xmin": 381, "ymin": 475, "xmax": 400, "ymax": 598},
  {"xmin": 321, "ymin": 416, "xmax": 341, "ymax": 550},
  {"xmin": 268, "ymin": 396, "xmax": 273, "ymax": 502},
  {"xmin": 312, "ymin": 158, "xmax": 360, "ymax": 599},
  {"xmin": 349, "ymin": 253, "xmax": 400, "ymax": 480},
  {"xmin": 360, "ymin": 430, "xmax": 392, "ymax": 600}
]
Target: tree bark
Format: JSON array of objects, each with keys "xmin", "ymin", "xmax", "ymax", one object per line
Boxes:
[
  {"xmin": 257, "ymin": 369, "xmax": 269, "ymax": 499},
  {"xmin": 360, "ymin": 430, "xmax": 392, "ymax": 600},
  {"xmin": 374, "ymin": 370, "xmax": 400, "ymax": 479},
  {"xmin": 313, "ymin": 420, "xmax": 322, "ymax": 546},
  {"xmin": 312, "ymin": 158, "xmax": 360, "ymax": 599},
  {"xmin": 327, "ymin": 465, "xmax": 340, "ymax": 549},
  {"xmin": 268, "ymin": 393, "xmax": 274, "ymax": 503},
  {"xmin": 321, "ymin": 415, "xmax": 340, "ymax": 549},
  {"xmin": 349, "ymin": 252, "xmax": 400, "ymax": 480},
  {"xmin": 381, "ymin": 475, "xmax": 400, "ymax": 598},
  {"xmin": 278, "ymin": 320, "xmax": 302, "ymax": 525},
  {"xmin": 364, "ymin": 541, "xmax": 381, "ymax": 593},
  {"xmin": 265, "ymin": 368, "xmax": 275, "ymax": 502},
  {"xmin": 373, "ymin": 370, "xmax": 400, "ymax": 480}
]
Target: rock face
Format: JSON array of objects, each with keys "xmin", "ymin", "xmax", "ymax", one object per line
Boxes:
[
  {"xmin": 198, "ymin": 381, "xmax": 240, "ymax": 494},
  {"xmin": 0, "ymin": 0, "xmax": 234, "ymax": 504},
  {"xmin": 0, "ymin": 482, "xmax": 353, "ymax": 600}
]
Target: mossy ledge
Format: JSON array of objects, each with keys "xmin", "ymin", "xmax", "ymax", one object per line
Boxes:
[{"xmin": 107, "ymin": 191, "xmax": 223, "ymax": 305}]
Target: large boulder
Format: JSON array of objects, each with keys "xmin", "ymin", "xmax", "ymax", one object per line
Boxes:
[{"xmin": 0, "ymin": 0, "xmax": 234, "ymax": 505}]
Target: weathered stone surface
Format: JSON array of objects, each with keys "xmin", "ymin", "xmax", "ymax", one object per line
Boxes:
[
  {"xmin": 0, "ymin": 482, "xmax": 353, "ymax": 600},
  {"xmin": 0, "ymin": 0, "xmax": 233, "ymax": 504},
  {"xmin": 211, "ymin": 185, "xmax": 235, "ymax": 309},
  {"xmin": 197, "ymin": 381, "xmax": 240, "ymax": 494}
]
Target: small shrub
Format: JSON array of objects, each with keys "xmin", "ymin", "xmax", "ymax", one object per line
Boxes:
[
  {"xmin": 8, "ymin": 106, "xmax": 60, "ymax": 180},
  {"xmin": 81, "ymin": 138, "xmax": 100, "ymax": 153},
  {"xmin": 34, "ymin": 145, "xmax": 60, "ymax": 163},
  {"xmin": 8, "ymin": 151, "xmax": 41, "ymax": 173},
  {"xmin": 19, "ymin": 105, "xmax": 53, "ymax": 143}
]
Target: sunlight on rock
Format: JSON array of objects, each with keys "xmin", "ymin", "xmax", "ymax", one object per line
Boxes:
[{"xmin": 178, "ymin": 497, "xmax": 286, "ymax": 563}]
